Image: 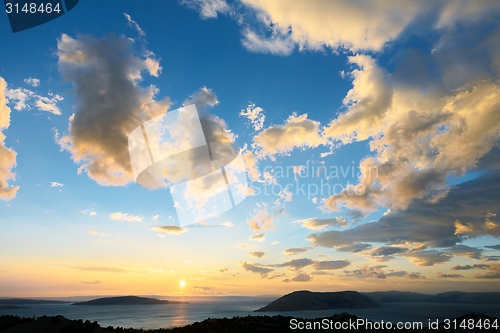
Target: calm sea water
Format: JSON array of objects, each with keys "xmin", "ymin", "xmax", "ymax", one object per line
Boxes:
[{"xmin": 1, "ymin": 299, "xmax": 500, "ymax": 330}]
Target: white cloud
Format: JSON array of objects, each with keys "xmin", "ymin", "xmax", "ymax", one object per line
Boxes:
[
  {"xmin": 295, "ymin": 217, "xmax": 348, "ymax": 230},
  {"xmin": 5, "ymin": 88, "xmax": 63, "ymax": 115},
  {"xmin": 50, "ymin": 182, "xmax": 63, "ymax": 187},
  {"xmin": 181, "ymin": 0, "xmax": 230, "ymax": 19},
  {"xmin": 109, "ymin": 212, "xmax": 143, "ymax": 222},
  {"xmin": 240, "ymin": 0, "xmax": 430, "ymax": 52},
  {"xmin": 124, "ymin": 13, "xmax": 145, "ymax": 37},
  {"xmin": 240, "ymin": 103, "xmax": 265, "ymax": 131},
  {"xmin": 241, "ymin": 28, "xmax": 295, "ymax": 56},
  {"xmin": 0, "ymin": 77, "xmax": 19, "ymax": 200},
  {"xmin": 253, "ymin": 113, "xmax": 324, "ymax": 159},
  {"xmin": 24, "ymin": 77, "xmax": 40, "ymax": 87}
]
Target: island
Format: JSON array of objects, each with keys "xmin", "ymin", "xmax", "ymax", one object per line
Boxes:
[
  {"xmin": 254, "ymin": 290, "xmax": 379, "ymax": 312},
  {"xmin": 71, "ymin": 296, "xmax": 186, "ymax": 306}
]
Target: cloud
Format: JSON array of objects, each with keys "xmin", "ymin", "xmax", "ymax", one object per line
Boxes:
[
  {"xmin": 436, "ymin": 273, "xmax": 464, "ymax": 279},
  {"xmin": 295, "ymin": 217, "xmax": 348, "ymax": 230},
  {"xmin": 451, "ymin": 264, "xmax": 489, "ymax": 271},
  {"xmin": 109, "ymin": 212, "xmax": 143, "ymax": 222},
  {"xmin": 335, "ymin": 243, "xmax": 372, "ymax": 253},
  {"xmin": 291, "ymin": 272, "xmax": 312, "ymax": 282},
  {"xmin": 193, "ymin": 286, "xmax": 212, "ymax": 291},
  {"xmin": 6, "ymin": 88, "xmax": 63, "ymax": 115},
  {"xmin": 343, "ymin": 264, "xmax": 388, "ymax": 279},
  {"xmin": 50, "ymin": 182, "xmax": 63, "ymax": 187},
  {"xmin": 0, "ymin": 77, "xmax": 19, "ymax": 200},
  {"xmin": 283, "ymin": 247, "xmax": 308, "ymax": 255},
  {"xmin": 276, "ymin": 258, "xmax": 313, "ymax": 271},
  {"xmin": 309, "ymin": 172, "xmax": 500, "ymax": 260},
  {"xmin": 72, "ymin": 267, "xmax": 128, "ymax": 273},
  {"xmin": 241, "ymin": 28, "xmax": 295, "ymax": 56},
  {"xmin": 221, "ymin": 221, "xmax": 233, "ymax": 227},
  {"xmin": 312, "ymin": 260, "xmax": 351, "ymax": 270},
  {"xmin": 56, "ymin": 33, "xmax": 169, "ymax": 186},
  {"xmin": 249, "ymin": 251, "xmax": 266, "ymax": 258},
  {"xmin": 404, "ymin": 251, "xmax": 453, "ymax": 267},
  {"xmin": 152, "ymin": 215, "xmax": 159, "ymax": 221},
  {"xmin": 89, "ymin": 211, "xmax": 97, "ymax": 216},
  {"xmin": 242, "ymin": 262, "xmax": 273, "ymax": 277},
  {"xmin": 124, "ymin": 13, "xmax": 145, "ymax": 37},
  {"xmin": 88, "ymin": 230, "xmax": 107, "ymax": 237},
  {"xmin": 24, "ymin": 77, "xmax": 40, "ymax": 87},
  {"xmin": 486, "ymin": 244, "xmax": 500, "ymax": 251},
  {"xmin": 240, "ymin": 103, "xmax": 265, "ymax": 131},
  {"xmin": 249, "ymin": 233, "xmax": 265, "ymax": 242},
  {"xmin": 81, "ymin": 280, "xmax": 102, "ymax": 284},
  {"xmin": 405, "ymin": 272, "xmax": 425, "ymax": 279},
  {"xmin": 151, "ymin": 225, "xmax": 187, "ymax": 235},
  {"xmin": 181, "ymin": 0, "xmax": 230, "ymax": 19},
  {"xmin": 475, "ymin": 264, "xmax": 500, "ymax": 279},
  {"xmin": 247, "ymin": 207, "xmax": 283, "ymax": 232},
  {"xmin": 240, "ymin": 0, "xmax": 431, "ymax": 52},
  {"xmin": 253, "ymin": 113, "xmax": 324, "ymax": 159}
]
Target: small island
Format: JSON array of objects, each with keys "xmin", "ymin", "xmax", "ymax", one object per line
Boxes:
[
  {"xmin": 72, "ymin": 296, "xmax": 186, "ymax": 306},
  {"xmin": 255, "ymin": 290, "xmax": 379, "ymax": 312}
]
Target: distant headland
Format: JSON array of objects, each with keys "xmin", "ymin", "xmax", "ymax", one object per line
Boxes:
[
  {"xmin": 71, "ymin": 296, "xmax": 186, "ymax": 306},
  {"xmin": 255, "ymin": 290, "xmax": 379, "ymax": 312}
]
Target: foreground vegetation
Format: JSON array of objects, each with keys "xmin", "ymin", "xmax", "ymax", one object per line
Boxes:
[{"xmin": 1, "ymin": 313, "xmax": 498, "ymax": 332}]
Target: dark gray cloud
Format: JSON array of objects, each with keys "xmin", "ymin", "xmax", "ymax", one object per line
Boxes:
[
  {"xmin": 276, "ymin": 258, "xmax": 314, "ymax": 271},
  {"xmin": 436, "ymin": 273, "xmax": 463, "ymax": 279},
  {"xmin": 242, "ymin": 262, "xmax": 273, "ymax": 277},
  {"xmin": 312, "ymin": 260, "xmax": 351, "ymax": 271},
  {"xmin": 283, "ymin": 247, "xmax": 308, "ymax": 255},
  {"xmin": 485, "ymin": 244, "xmax": 500, "ymax": 251},
  {"xmin": 451, "ymin": 264, "xmax": 489, "ymax": 270},
  {"xmin": 291, "ymin": 273, "xmax": 312, "ymax": 282}
]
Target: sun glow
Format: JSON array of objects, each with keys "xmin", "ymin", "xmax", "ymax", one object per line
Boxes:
[{"xmin": 179, "ymin": 280, "xmax": 186, "ymax": 287}]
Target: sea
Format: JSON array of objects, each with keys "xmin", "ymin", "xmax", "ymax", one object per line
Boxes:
[{"xmin": 1, "ymin": 297, "xmax": 500, "ymax": 330}]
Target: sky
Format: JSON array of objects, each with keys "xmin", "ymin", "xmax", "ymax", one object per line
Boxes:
[{"xmin": 0, "ymin": 0, "xmax": 500, "ymax": 298}]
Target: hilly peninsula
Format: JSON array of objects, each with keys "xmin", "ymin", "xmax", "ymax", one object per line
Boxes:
[
  {"xmin": 72, "ymin": 296, "xmax": 184, "ymax": 306},
  {"xmin": 255, "ymin": 290, "xmax": 379, "ymax": 312}
]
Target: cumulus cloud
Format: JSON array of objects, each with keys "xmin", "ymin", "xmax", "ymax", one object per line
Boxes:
[
  {"xmin": 242, "ymin": 262, "xmax": 273, "ymax": 277},
  {"xmin": 249, "ymin": 251, "xmax": 266, "ymax": 258},
  {"xmin": 241, "ymin": 28, "xmax": 295, "ymax": 56},
  {"xmin": 312, "ymin": 260, "xmax": 350, "ymax": 270},
  {"xmin": 249, "ymin": 233, "xmax": 265, "ymax": 242},
  {"xmin": 151, "ymin": 225, "xmax": 187, "ymax": 235},
  {"xmin": 404, "ymin": 250, "xmax": 453, "ymax": 267},
  {"xmin": 451, "ymin": 264, "xmax": 489, "ymax": 271},
  {"xmin": 109, "ymin": 212, "xmax": 143, "ymax": 222},
  {"xmin": 241, "ymin": 0, "xmax": 431, "ymax": 52},
  {"xmin": 24, "ymin": 77, "xmax": 40, "ymax": 87},
  {"xmin": 276, "ymin": 258, "xmax": 313, "ymax": 271},
  {"xmin": 283, "ymin": 247, "xmax": 308, "ymax": 255},
  {"xmin": 5, "ymin": 88, "xmax": 63, "ymax": 115},
  {"xmin": 56, "ymin": 33, "xmax": 169, "ymax": 186},
  {"xmin": 290, "ymin": 272, "xmax": 312, "ymax": 282},
  {"xmin": 181, "ymin": 0, "xmax": 230, "ymax": 19},
  {"xmin": 474, "ymin": 263, "xmax": 500, "ymax": 279},
  {"xmin": 436, "ymin": 273, "xmax": 464, "ymax": 279},
  {"xmin": 295, "ymin": 217, "xmax": 348, "ymax": 230},
  {"xmin": 253, "ymin": 113, "xmax": 324, "ymax": 159},
  {"xmin": 0, "ymin": 77, "xmax": 19, "ymax": 200},
  {"xmin": 240, "ymin": 103, "xmax": 265, "ymax": 131}
]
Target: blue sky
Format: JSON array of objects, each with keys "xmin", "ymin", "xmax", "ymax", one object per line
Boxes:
[{"xmin": 1, "ymin": 0, "xmax": 500, "ymax": 297}]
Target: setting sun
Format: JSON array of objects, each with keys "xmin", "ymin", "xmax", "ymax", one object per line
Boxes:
[{"xmin": 179, "ymin": 280, "xmax": 186, "ymax": 288}]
